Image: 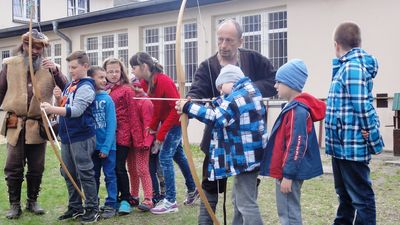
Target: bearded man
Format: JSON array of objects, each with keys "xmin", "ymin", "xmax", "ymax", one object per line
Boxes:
[{"xmin": 0, "ymin": 29, "xmax": 67, "ymax": 219}]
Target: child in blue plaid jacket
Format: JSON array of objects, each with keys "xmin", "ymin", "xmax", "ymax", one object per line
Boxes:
[
  {"xmin": 325, "ymin": 22, "xmax": 384, "ymax": 225},
  {"xmin": 177, "ymin": 64, "xmax": 267, "ymax": 225}
]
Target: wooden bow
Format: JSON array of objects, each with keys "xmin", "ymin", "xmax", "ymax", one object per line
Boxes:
[
  {"xmin": 28, "ymin": 3, "xmax": 85, "ymax": 200},
  {"xmin": 175, "ymin": 1, "xmax": 220, "ymax": 224}
]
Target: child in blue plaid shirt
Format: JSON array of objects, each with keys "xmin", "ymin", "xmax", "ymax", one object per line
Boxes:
[
  {"xmin": 325, "ymin": 22, "xmax": 384, "ymax": 225},
  {"xmin": 176, "ymin": 64, "xmax": 267, "ymax": 225}
]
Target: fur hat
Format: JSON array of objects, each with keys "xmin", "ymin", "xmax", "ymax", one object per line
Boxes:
[{"xmin": 21, "ymin": 29, "xmax": 49, "ymax": 47}]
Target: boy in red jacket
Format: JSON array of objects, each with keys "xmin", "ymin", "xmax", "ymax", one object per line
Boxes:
[{"xmin": 260, "ymin": 59, "xmax": 325, "ymax": 225}]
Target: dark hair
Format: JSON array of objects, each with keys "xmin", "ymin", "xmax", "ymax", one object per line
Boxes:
[
  {"xmin": 102, "ymin": 57, "xmax": 130, "ymax": 85},
  {"xmin": 218, "ymin": 19, "xmax": 243, "ymax": 39},
  {"xmin": 66, "ymin": 50, "xmax": 89, "ymax": 65},
  {"xmin": 129, "ymin": 52, "xmax": 163, "ymax": 94},
  {"xmin": 334, "ymin": 22, "xmax": 362, "ymax": 50},
  {"xmin": 87, "ymin": 66, "xmax": 105, "ymax": 78}
]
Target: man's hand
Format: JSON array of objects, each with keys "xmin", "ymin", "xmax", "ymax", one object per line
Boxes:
[
  {"xmin": 41, "ymin": 58, "xmax": 58, "ymax": 73},
  {"xmin": 40, "ymin": 102, "xmax": 53, "ymax": 114},
  {"xmin": 175, "ymin": 96, "xmax": 191, "ymax": 115},
  {"xmin": 280, "ymin": 178, "xmax": 293, "ymax": 193},
  {"xmin": 53, "ymin": 86, "xmax": 62, "ymax": 100}
]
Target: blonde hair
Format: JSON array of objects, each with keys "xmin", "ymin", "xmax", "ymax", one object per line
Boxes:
[{"xmin": 102, "ymin": 57, "xmax": 130, "ymax": 84}]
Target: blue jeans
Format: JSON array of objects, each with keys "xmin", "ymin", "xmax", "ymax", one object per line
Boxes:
[
  {"xmin": 332, "ymin": 157, "xmax": 376, "ymax": 225},
  {"xmin": 93, "ymin": 150, "xmax": 117, "ymax": 209},
  {"xmin": 276, "ymin": 179, "xmax": 303, "ymax": 225},
  {"xmin": 159, "ymin": 125, "xmax": 196, "ymax": 202}
]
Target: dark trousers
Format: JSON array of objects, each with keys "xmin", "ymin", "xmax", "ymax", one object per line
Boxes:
[
  {"xmin": 115, "ymin": 145, "xmax": 131, "ymax": 201},
  {"xmin": 332, "ymin": 157, "xmax": 376, "ymax": 225},
  {"xmin": 4, "ymin": 130, "xmax": 46, "ymax": 203}
]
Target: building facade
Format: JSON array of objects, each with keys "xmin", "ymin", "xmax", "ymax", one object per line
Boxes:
[{"xmin": 0, "ymin": 0, "xmax": 398, "ymax": 150}]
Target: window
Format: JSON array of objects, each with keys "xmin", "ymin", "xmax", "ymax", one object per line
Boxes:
[
  {"xmin": 0, "ymin": 49, "xmax": 11, "ymax": 70},
  {"xmin": 217, "ymin": 10, "xmax": 287, "ymax": 69},
  {"xmin": 85, "ymin": 32, "xmax": 129, "ymax": 68},
  {"xmin": 13, "ymin": 0, "xmax": 39, "ymax": 22},
  {"xmin": 46, "ymin": 42, "xmax": 63, "ymax": 71},
  {"xmin": 143, "ymin": 22, "xmax": 198, "ymax": 87},
  {"xmin": 67, "ymin": 0, "xmax": 89, "ymax": 16}
]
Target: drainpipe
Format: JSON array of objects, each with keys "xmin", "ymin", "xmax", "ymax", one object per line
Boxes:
[{"xmin": 52, "ymin": 21, "xmax": 72, "ymax": 55}]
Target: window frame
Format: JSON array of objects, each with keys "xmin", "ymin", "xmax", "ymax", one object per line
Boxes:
[
  {"xmin": 12, "ymin": 0, "xmax": 40, "ymax": 23},
  {"xmin": 0, "ymin": 49, "xmax": 12, "ymax": 71},
  {"xmin": 67, "ymin": 0, "xmax": 90, "ymax": 16},
  {"xmin": 84, "ymin": 32, "xmax": 129, "ymax": 68},
  {"xmin": 143, "ymin": 21, "xmax": 198, "ymax": 88},
  {"xmin": 46, "ymin": 41, "xmax": 63, "ymax": 71},
  {"xmin": 215, "ymin": 9, "xmax": 288, "ymax": 69}
]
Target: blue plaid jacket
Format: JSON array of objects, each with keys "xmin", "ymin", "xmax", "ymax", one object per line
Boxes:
[
  {"xmin": 184, "ymin": 77, "xmax": 267, "ymax": 180},
  {"xmin": 325, "ymin": 48, "xmax": 384, "ymax": 162}
]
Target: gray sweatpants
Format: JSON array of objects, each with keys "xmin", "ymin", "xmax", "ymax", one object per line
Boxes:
[
  {"xmin": 61, "ymin": 136, "xmax": 98, "ymax": 210},
  {"xmin": 275, "ymin": 179, "xmax": 304, "ymax": 225},
  {"xmin": 232, "ymin": 170, "xmax": 264, "ymax": 225}
]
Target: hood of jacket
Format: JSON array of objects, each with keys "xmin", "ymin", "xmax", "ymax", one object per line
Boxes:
[
  {"xmin": 333, "ymin": 48, "xmax": 378, "ymax": 79},
  {"xmin": 293, "ymin": 93, "xmax": 326, "ymax": 122}
]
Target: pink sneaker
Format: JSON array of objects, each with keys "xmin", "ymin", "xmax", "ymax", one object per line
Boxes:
[{"xmin": 150, "ymin": 199, "xmax": 179, "ymax": 215}]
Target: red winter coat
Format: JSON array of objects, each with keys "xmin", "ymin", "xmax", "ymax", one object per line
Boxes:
[
  {"xmin": 109, "ymin": 84, "xmax": 143, "ymax": 148},
  {"xmin": 140, "ymin": 73, "xmax": 180, "ymax": 142},
  {"xmin": 132, "ymin": 89, "xmax": 154, "ymax": 149}
]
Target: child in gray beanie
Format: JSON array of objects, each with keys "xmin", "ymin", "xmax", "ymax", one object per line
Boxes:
[{"xmin": 176, "ymin": 64, "xmax": 267, "ymax": 225}]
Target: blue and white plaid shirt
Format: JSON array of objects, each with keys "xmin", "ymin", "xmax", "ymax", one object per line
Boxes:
[
  {"xmin": 184, "ymin": 77, "xmax": 268, "ymax": 180},
  {"xmin": 325, "ymin": 48, "xmax": 384, "ymax": 162}
]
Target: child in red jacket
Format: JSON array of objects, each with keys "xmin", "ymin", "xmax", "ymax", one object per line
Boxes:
[
  {"xmin": 129, "ymin": 52, "xmax": 199, "ymax": 215},
  {"xmin": 126, "ymin": 80, "xmax": 155, "ymax": 211},
  {"xmin": 103, "ymin": 57, "xmax": 142, "ymax": 215}
]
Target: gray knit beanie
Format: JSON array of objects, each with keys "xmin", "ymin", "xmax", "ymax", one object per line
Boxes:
[{"xmin": 215, "ymin": 64, "xmax": 244, "ymax": 88}]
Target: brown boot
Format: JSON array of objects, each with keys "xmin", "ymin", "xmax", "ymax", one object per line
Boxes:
[
  {"xmin": 26, "ymin": 176, "xmax": 45, "ymax": 215},
  {"xmin": 6, "ymin": 179, "xmax": 22, "ymax": 219}
]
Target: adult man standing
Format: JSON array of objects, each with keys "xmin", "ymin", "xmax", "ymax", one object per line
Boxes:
[
  {"xmin": 0, "ymin": 29, "xmax": 67, "ymax": 219},
  {"xmin": 187, "ymin": 19, "xmax": 276, "ymax": 225}
]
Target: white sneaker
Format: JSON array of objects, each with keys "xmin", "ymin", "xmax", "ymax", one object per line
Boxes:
[{"xmin": 150, "ymin": 199, "xmax": 179, "ymax": 215}]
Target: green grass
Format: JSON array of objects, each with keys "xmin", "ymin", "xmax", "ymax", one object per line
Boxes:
[{"xmin": 0, "ymin": 144, "xmax": 400, "ymax": 224}]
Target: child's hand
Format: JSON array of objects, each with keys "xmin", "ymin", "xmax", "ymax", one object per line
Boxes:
[
  {"xmin": 53, "ymin": 86, "xmax": 62, "ymax": 100},
  {"xmin": 151, "ymin": 140, "xmax": 162, "ymax": 154},
  {"xmin": 175, "ymin": 97, "xmax": 191, "ymax": 115},
  {"xmin": 99, "ymin": 152, "xmax": 108, "ymax": 158},
  {"xmin": 40, "ymin": 102, "xmax": 53, "ymax": 113},
  {"xmin": 280, "ymin": 178, "xmax": 292, "ymax": 193},
  {"xmin": 361, "ymin": 129, "xmax": 369, "ymax": 139},
  {"xmin": 145, "ymin": 127, "xmax": 157, "ymax": 137}
]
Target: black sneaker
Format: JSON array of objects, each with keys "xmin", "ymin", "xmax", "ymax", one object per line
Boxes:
[
  {"xmin": 58, "ymin": 207, "xmax": 85, "ymax": 220},
  {"xmin": 100, "ymin": 206, "xmax": 116, "ymax": 219},
  {"xmin": 81, "ymin": 208, "xmax": 99, "ymax": 224}
]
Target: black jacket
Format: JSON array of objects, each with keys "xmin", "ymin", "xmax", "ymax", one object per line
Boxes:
[{"xmin": 187, "ymin": 48, "xmax": 276, "ymax": 152}]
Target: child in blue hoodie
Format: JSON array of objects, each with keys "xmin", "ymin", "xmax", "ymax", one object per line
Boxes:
[
  {"xmin": 41, "ymin": 51, "xmax": 99, "ymax": 223},
  {"xmin": 88, "ymin": 66, "xmax": 117, "ymax": 219},
  {"xmin": 260, "ymin": 59, "xmax": 325, "ymax": 225}
]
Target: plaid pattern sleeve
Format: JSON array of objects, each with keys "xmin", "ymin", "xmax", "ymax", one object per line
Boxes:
[
  {"xmin": 325, "ymin": 48, "xmax": 383, "ymax": 162},
  {"xmin": 186, "ymin": 77, "xmax": 267, "ymax": 180}
]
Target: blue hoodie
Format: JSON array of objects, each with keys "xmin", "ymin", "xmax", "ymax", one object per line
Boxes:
[
  {"xmin": 93, "ymin": 91, "xmax": 117, "ymax": 155},
  {"xmin": 59, "ymin": 78, "xmax": 96, "ymax": 144}
]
